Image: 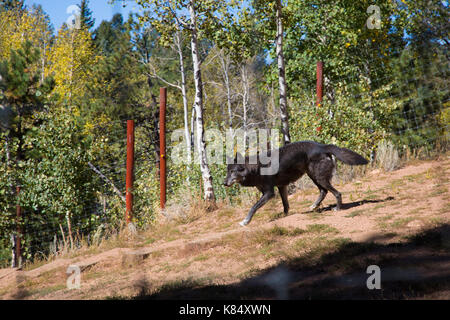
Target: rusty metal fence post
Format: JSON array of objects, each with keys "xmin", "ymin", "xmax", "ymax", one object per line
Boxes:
[
  {"xmin": 126, "ymin": 120, "xmax": 135, "ymax": 224},
  {"xmin": 160, "ymin": 88, "xmax": 167, "ymax": 210},
  {"xmin": 14, "ymin": 186, "xmax": 22, "ymax": 268},
  {"xmin": 316, "ymin": 61, "xmax": 324, "ymax": 106},
  {"xmin": 316, "ymin": 61, "xmax": 324, "ymax": 133}
]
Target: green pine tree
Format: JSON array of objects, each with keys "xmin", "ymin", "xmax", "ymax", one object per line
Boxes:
[
  {"xmin": 78, "ymin": 0, "xmax": 95, "ymax": 31},
  {"xmin": 0, "ymin": 40, "xmax": 54, "ymax": 265},
  {"xmin": 0, "ymin": 39, "xmax": 54, "ymax": 175},
  {"xmin": 90, "ymin": 13, "xmax": 146, "ymax": 120},
  {"xmin": 0, "ymin": 0, "xmax": 24, "ymax": 12}
]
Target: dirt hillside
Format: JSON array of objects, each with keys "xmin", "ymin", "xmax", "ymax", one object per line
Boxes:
[{"xmin": 1, "ymin": 156, "xmax": 449, "ymax": 300}]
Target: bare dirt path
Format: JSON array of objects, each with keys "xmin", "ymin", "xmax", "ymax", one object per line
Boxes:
[{"xmin": 1, "ymin": 157, "xmax": 449, "ymax": 299}]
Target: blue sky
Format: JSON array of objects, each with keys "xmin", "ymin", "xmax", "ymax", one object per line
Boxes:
[{"xmin": 24, "ymin": 0, "xmax": 138, "ymax": 30}]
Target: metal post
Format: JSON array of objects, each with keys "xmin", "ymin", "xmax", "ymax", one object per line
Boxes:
[
  {"xmin": 160, "ymin": 88, "xmax": 167, "ymax": 209},
  {"xmin": 126, "ymin": 120, "xmax": 135, "ymax": 224},
  {"xmin": 316, "ymin": 61, "xmax": 324, "ymax": 106},
  {"xmin": 316, "ymin": 61, "xmax": 324, "ymax": 133},
  {"xmin": 15, "ymin": 186, "xmax": 22, "ymax": 268}
]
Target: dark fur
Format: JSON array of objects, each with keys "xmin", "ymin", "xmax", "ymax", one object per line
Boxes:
[{"xmin": 223, "ymin": 141, "xmax": 368, "ymax": 226}]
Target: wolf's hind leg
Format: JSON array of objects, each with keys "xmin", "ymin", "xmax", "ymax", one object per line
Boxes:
[
  {"xmin": 307, "ymin": 174, "xmax": 328, "ymax": 211},
  {"xmin": 308, "ymin": 155, "xmax": 341, "ymax": 211},
  {"xmin": 328, "ymin": 185, "xmax": 342, "ymax": 211},
  {"xmin": 318, "ymin": 179, "xmax": 342, "ymax": 211},
  {"xmin": 278, "ymin": 186, "xmax": 289, "ymax": 215},
  {"xmin": 310, "ymin": 189, "xmax": 328, "ymax": 211}
]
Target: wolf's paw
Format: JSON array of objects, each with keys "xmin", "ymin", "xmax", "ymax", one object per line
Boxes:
[
  {"xmin": 332, "ymin": 206, "xmax": 341, "ymax": 212},
  {"xmin": 309, "ymin": 204, "xmax": 319, "ymax": 211},
  {"xmin": 239, "ymin": 219, "xmax": 249, "ymax": 227}
]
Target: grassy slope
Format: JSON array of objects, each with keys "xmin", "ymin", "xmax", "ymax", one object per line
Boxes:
[{"xmin": 1, "ymin": 156, "xmax": 449, "ymax": 300}]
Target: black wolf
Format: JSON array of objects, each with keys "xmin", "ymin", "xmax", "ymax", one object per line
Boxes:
[{"xmin": 223, "ymin": 141, "xmax": 368, "ymax": 226}]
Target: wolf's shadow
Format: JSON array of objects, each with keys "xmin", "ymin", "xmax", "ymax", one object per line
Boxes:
[{"xmin": 314, "ymin": 196, "xmax": 395, "ymax": 213}]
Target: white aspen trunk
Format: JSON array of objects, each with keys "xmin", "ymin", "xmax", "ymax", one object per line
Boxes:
[
  {"xmin": 271, "ymin": 83, "xmax": 277, "ymax": 128},
  {"xmin": 241, "ymin": 64, "xmax": 249, "ymax": 141},
  {"xmin": 276, "ymin": 0, "xmax": 291, "ymax": 145},
  {"xmin": 324, "ymin": 75, "xmax": 335, "ymax": 105},
  {"xmin": 188, "ymin": 0, "xmax": 215, "ymax": 202},
  {"xmin": 190, "ymin": 107, "xmax": 196, "ymax": 151},
  {"xmin": 66, "ymin": 212, "xmax": 74, "ymax": 250},
  {"xmin": 69, "ymin": 31, "xmax": 74, "ymax": 102},
  {"xmin": 175, "ymin": 30, "xmax": 192, "ymax": 164},
  {"xmin": 41, "ymin": 43, "xmax": 45, "ymax": 84},
  {"xmin": 219, "ymin": 51, "xmax": 233, "ymax": 131},
  {"xmin": 5, "ymin": 135, "xmax": 10, "ymax": 165},
  {"xmin": 363, "ymin": 59, "xmax": 376, "ymax": 162}
]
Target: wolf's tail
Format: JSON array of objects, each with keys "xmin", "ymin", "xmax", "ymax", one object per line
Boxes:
[{"xmin": 325, "ymin": 145, "xmax": 369, "ymax": 165}]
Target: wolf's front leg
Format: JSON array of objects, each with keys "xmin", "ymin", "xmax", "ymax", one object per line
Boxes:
[
  {"xmin": 278, "ymin": 185, "xmax": 289, "ymax": 215},
  {"xmin": 240, "ymin": 188, "xmax": 275, "ymax": 226}
]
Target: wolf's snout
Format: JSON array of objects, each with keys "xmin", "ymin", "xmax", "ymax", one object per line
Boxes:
[{"xmin": 223, "ymin": 177, "xmax": 234, "ymax": 187}]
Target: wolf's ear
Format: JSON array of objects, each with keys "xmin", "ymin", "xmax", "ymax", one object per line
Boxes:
[{"xmin": 235, "ymin": 152, "xmax": 244, "ymax": 164}]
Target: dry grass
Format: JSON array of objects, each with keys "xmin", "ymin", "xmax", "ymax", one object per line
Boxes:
[
  {"xmin": 161, "ymin": 184, "xmax": 218, "ymax": 222},
  {"xmin": 376, "ymin": 140, "xmax": 401, "ymax": 171},
  {"xmin": 2, "ymin": 154, "xmax": 448, "ymax": 300}
]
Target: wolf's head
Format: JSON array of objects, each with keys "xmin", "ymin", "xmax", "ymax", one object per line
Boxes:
[{"xmin": 223, "ymin": 152, "xmax": 249, "ymax": 187}]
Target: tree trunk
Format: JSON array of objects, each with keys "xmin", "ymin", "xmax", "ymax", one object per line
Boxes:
[
  {"xmin": 147, "ymin": 78, "xmax": 160, "ymax": 176},
  {"xmin": 276, "ymin": 0, "xmax": 291, "ymax": 145},
  {"xmin": 5, "ymin": 135, "xmax": 10, "ymax": 166},
  {"xmin": 69, "ymin": 32, "xmax": 74, "ymax": 103},
  {"xmin": 188, "ymin": 0, "xmax": 215, "ymax": 203},
  {"xmin": 41, "ymin": 43, "xmax": 46, "ymax": 84},
  {"xmin": 66, "ymin": 212, "xmax": 74, "ymax": 250},
  {"xmin": 241, "ymin": 63, "xmax": 249, "ymax": 142},
  {"xmin": 219, "ymin": 51, "xmax": 233, "ymax": 131},
  {"xmin": 363, "ymin": 58, "xmax": 376, "ymax": 162},
  {"xmin": 88, "ymin": 162, "xmax": 125, "ymax": 202},
  {"xmin": 190, "ymin": 107, "xmax": 196, "ymax": 151},
  {"xmin": 175, "ymin": 30, "xmax": 192, "ymax": 165}
]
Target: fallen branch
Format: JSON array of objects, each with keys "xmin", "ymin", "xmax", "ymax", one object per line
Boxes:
[
  {"xmin": 59, "ymin": 223, "xmax": 67, "ymax": 252},
  {"xmin": 88, "ymin": 162, "xmax": 126, "ymax": 203}
]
